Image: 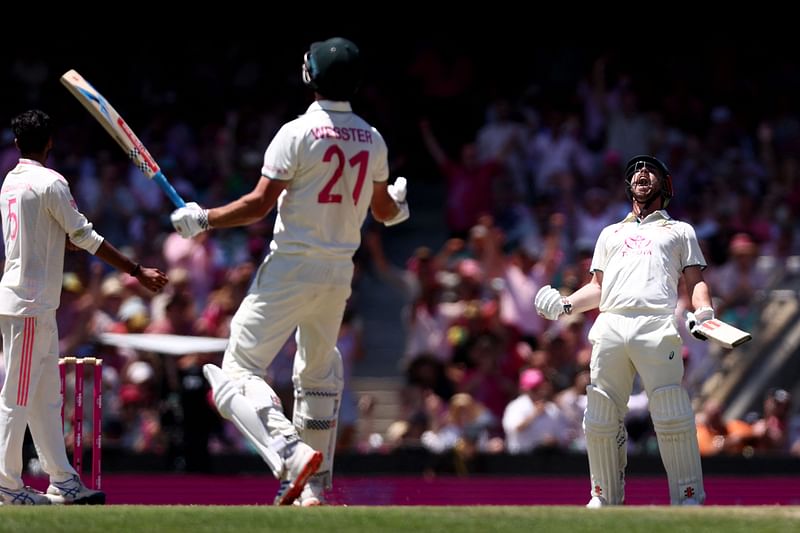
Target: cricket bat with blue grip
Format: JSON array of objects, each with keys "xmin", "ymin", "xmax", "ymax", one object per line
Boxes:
[{"xmin": 60, "ymin": 69, "xmax": 185, "ymax": 208}]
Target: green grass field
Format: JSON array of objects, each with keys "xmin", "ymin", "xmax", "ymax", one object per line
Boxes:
[{"xmin": 0, "ymin": 506, "xmax": 797, "ymax": 533}]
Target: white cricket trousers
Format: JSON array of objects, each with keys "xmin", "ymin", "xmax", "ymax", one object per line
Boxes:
[
  {"xmin": 587, "ymin": 311, "xmax": 685, "ymax": 412},
  {"xmin": 0, "ymin": 312, "xmax": 76, "ymax": 489},
  {"xmin": 222, "ymin": 253, "xmax": 352, "ymax": 390}
]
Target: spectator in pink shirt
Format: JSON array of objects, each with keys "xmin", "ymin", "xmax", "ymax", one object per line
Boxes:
[{"xmin": 502, "ymin": 368, "xmax": 572, "ymax": 453}]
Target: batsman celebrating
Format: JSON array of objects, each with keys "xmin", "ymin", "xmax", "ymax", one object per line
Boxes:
[
  {"xmin": 170, "ymin": 37, "xmax": 409, "ymax": 506},
  {"xmin": 535, "ymin": 155, "xmax": 713, "ymax": 507}
]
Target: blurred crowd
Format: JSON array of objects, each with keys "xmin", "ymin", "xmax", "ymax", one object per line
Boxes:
[{"xmin": 2, "ymin": 39, "xmax": 800, "ymax": 470}]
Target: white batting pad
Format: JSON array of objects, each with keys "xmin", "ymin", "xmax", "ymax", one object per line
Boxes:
[
  {"xmin": 650, "ymin": 385, "xmax": 705, "ymax": 504},
  {"xmin": 583, "ymin": 385, "xmax": 627, "ymax": 505},
  {"xmin": 294, "ymin": 386, "xmax": 341, "ymax": 488},
  {"xmin": 203, "ymin": 364, "xmax": 286, "ymax": 477}
]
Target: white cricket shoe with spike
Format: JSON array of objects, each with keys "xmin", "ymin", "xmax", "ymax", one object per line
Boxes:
[
  {"xmin": 586, "ymin": 496, "xmax": 609, "ymax": 509},
  {"xmin": 273, "ymin": 442, "xmax": 322, "ymax": 506},
  {"xmin": 294, "ymin": 477, "xmax": 326, "ymax": 507}
]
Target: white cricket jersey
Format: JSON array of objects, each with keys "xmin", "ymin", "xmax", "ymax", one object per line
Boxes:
[
  {"xmin": 590, "ymin": 210, "xmax": 706, "ymax": 313},
  {"xmin": 261, "ymin": 100, "xmax": 389, "ymax": 260},
  {"xmin": 0, "ymin": 159, "xmax": 103, "ymax": 316}
]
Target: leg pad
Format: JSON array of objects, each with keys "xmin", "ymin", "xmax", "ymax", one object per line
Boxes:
[
  {"xmin": 650, "ymin": 385, "xmax": 705, "ymax": 505},
  {"xmin": 583, "ymin": 385, "xmax": 627, "ymax": 505}
]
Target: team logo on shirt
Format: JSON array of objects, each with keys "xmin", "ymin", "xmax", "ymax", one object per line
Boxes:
[
  {"xmin": 621, "ymin": 234, "xmax": 653, "ymax": 256},
  {"xmin": 624, "ymin": 235, "xmax": 651, "ymax": 249}
]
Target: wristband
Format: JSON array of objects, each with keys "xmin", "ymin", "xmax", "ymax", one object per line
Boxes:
[
  {"xmin": 130, "ymin": 263, "xmax": 142, "ymax": 277},
  {"xmin": 199, "ymin": 209, "xmax": 210, "ymax": 230}
]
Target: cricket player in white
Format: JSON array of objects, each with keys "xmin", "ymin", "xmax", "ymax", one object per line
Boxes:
[
  {"xmin": 0, "ymin": 109, "xmax": 167, "ymax": 505},
  {"xmin": 535, "ymin": 155, "xmax": 714, "ymax": 507},
  {"xmin": 171, "ymin": 37, "xmax": 409, "ymax": 506}
]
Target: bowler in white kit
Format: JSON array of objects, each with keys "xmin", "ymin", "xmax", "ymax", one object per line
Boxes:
[
  {"xmin": 535, "ymin": 155, "xmax": 715, "ymax": 507},
  {"xmin": 0, "ymin": 109, "xmax": 167, "ymax": 505}
]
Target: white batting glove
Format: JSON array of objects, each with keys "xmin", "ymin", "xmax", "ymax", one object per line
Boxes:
[
  {"xmin": 534, "ymin": 284, "xmax": 571, "ymax": 321},
  {"xmin": 686, "ymin": 306, "xmax": 715, "ymax": 341},
  {"xmin": 170, "ymin": 202, "xmax": 210, "ymax": 239},
  {"xmin": 388, "ymin": 176, "xmax": 407, "ymax": 203},
  {"xmin": 384, "ymin": 177, "xmax": 410, "ymax": 227}
]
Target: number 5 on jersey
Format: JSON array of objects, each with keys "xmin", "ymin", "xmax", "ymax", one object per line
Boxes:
[{"xmin": 4, "ymin": 196, "xmax": 18, "ymax": 241}]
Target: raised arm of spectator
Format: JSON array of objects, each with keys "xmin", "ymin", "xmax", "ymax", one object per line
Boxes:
[
  {"xmin": 535, "ymin": 212, "xmax": 567, "ymax": 281},
  {"xmin": 419, "ymin": 118, "xmax": 450, "ymax": 168},
  {"xmin": 362, "ymin": 226, "xmax": 416, "ymax": 298}
]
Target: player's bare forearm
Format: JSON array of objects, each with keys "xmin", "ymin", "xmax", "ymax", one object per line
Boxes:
[
  {"xmin": 208, "ymin": 196, "xmax": 270, "ymax": 228},
  {"xmin": 684, "ymin": 266, "xmax": 713, "ymax": 310},
  {"xmin": 208, "ymin": 176, "xmax": 284, "ymax": 228},
  {"xmin": 372, "ymin": 202, "xmax": 403, "ymax": 223},
  {"xmin": 568, "ymin": 284, "xmax": 602, "ymax": 314},
  {"xmin": 370, "ymin": 181, "xmax": 399, "ymax": 222},
  {"xmin": 94, "ymin": 240, "xmax": 139, "ymax": 275},
  {"xmin": 690, "ymin": 280, "xmax": 712, "ymax": 310},
  {"xmin": 94, "ymin": 241, "xmax": 167, "ymax": 292},
  {"xmin": 566, "ymin": 272, "xmax": 603, "ymax": 314},
  {"xmin": 537, "ymin": 270, "xmax": 600, "ymax": 319}
]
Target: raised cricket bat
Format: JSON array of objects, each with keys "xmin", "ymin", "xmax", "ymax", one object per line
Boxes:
[
  {"xmin": 693, "ymin": 318, "xmax": 752, "ymax": 349},
  {"xmin": 60, "ymin": 69, "xmax": 185, "ymax": 208}
]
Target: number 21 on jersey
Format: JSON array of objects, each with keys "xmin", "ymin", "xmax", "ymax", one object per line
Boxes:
[{"xmin": 318, "ymin": 146, "xmax": 368, "ymax": 205}]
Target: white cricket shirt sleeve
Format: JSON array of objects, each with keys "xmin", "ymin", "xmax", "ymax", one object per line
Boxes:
[
  {"xmin": 46, "ymin": 179, "xmax": 103, "ymax": 254},
  {"xmin": 369, "ymin": 127, "xmax": 390, "ymax": 184},
  {"xmin": 680, "ymin": 223, "xmax": 707, "ymax": 271},
  {"xmin": 589, "ymin": 224, "xmax": 614, "ymax": 274},
  {"xmin": 261, "ymin": 124, "xmax": 298, "ymax": 181}
]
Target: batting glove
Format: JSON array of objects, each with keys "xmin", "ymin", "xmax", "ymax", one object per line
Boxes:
[
  {"xmin": 686, "ymin": 306, "xmax": 715, "ymax": 341},
  {"xmin": 170, "ymin": 202, "xmax": 210, "ymax": 239},
  {"xmin": 384, "ymin": 177, "xmax": 410, "ymax": 227},
  {"xmin": 534, "ymin": 284, "xmax": 572, "ymax": 321}
]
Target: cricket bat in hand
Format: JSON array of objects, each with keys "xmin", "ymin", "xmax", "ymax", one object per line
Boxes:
[
  {"xmin": 60, "ymin": 69, "xmax": 185, "ymax": 208},
  {"xmin": 690, "ymin": 317, "xmax": 752, "ymax": 349}
]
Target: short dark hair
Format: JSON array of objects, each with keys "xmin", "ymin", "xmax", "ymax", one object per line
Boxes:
[{"xmin": 11, "ymin": 109, "xmax": 52, "ymax": 154}]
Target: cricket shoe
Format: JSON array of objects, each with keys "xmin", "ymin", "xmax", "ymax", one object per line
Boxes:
[
  {"xmin": 45, "ymin": 474, "xmax": 106, "ymax": 505},
  {"xmin": 586, "ymin": 496, "xmax": 609, "ymax": 509},
  {"xmin": 294, "ymin": 476, "xmax": 326, "ymax": 507},
  {"xmin": 273, "ymin": 442, "xmax": 322, "ymax": 506},
  {"xmin": 0, "ymin": 485, "xmax": 51, "ymax": 505}
]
